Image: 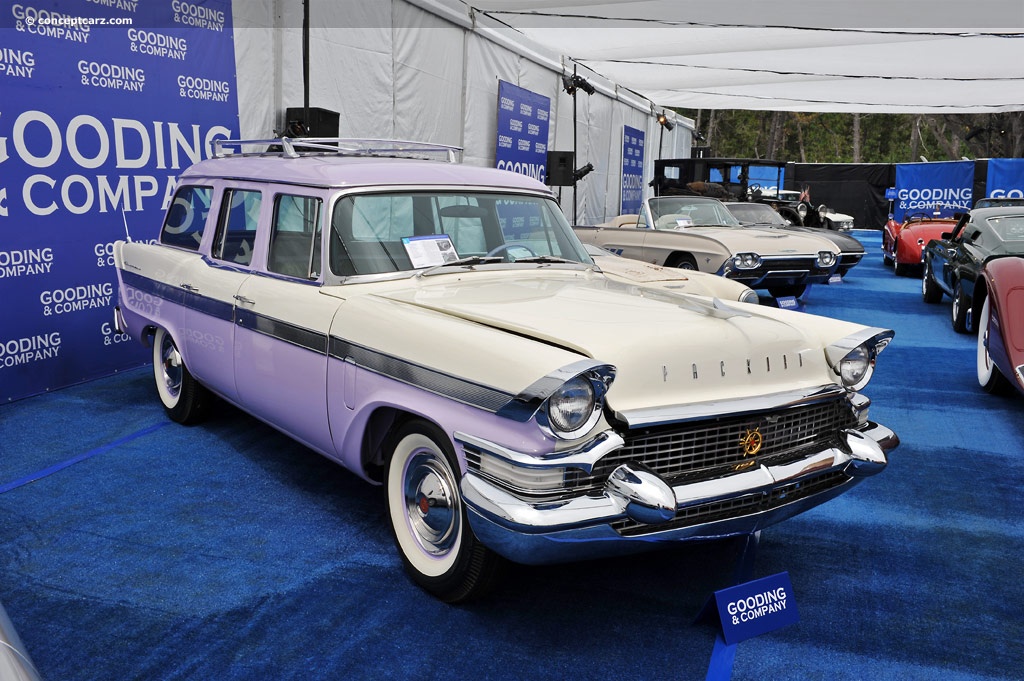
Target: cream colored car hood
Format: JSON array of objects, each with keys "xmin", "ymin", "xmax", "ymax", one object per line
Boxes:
[
  {"xmin": 678, "ymin": 226, "xmax": 840, "ymax": 255},
  {"xmin": 374, "ymin": 271, "xmax": 854, "ymax": 414}
]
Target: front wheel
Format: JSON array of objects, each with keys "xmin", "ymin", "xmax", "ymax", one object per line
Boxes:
[
  {"xmin": 977, "ymin": 296, "xmax": 1013, "ymax": 396},
  {"xmin": 385, "ymin": 419, "xmax": 503, "ymax": 602},
  {"xmin": 152, "ymin": 327, "xmax": 211, "ymax": 424},
  {"xmin": 922, "ymin": 261, "xmax": 943, "ymax": 303},
  {"xmin": 768, "ymin": 284, "xmax": 807, "ymax": 299},
  {"xmin": 666, "ymin": 253, "xmax": 698, "ymax": 270},
  {"xmin": 951, "ymin": 281, "xmax": 971, "ymax": 333}
]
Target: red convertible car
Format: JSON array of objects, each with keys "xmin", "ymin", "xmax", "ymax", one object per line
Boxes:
[
  {"xmin": 976, "ymin": 256, "xmax": 1024, "ymax": 396},
  {"xmin": 882, "ymin": 212, "xmax": 958, "ymax": 276}
]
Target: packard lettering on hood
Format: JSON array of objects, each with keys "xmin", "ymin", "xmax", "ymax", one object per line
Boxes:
[{"xmin": 112, "ymin": 137, "xmax": 899, "ymax": 602}]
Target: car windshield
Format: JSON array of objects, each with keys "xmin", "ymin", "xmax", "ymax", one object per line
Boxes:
[
  {"xmin": 328, "ymin": 191, "xmax": 591, "ymax": 276},
  {"xmin": 987, "ymin": 215, "xmax": 1024, "ymax": 241},
  {"xmin": 647, "ymin": 197, "xmax": 742, "ymax": 229},
  {"xmin": 726, "ymin": 203, "xmax": 788, "ymax": 226}
]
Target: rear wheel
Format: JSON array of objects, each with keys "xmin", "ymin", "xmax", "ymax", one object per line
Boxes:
[
  {"xmin": 384, "ymin": 419, "xmax": 503, "ymax": 602},
  {"xmin": 951, "ymin": 280, "xmax": 971, "ymax": 333},
  {"xmin": 977, "ymin": 296, "xmax": 1013, "ymax": 395},
  {"xmin": 153, "ymin": 327, "xmax": 211, "ymax": 424},
  {"xmin": 922, "ymin": 261, "xmax": 943, "ymax": 303}
]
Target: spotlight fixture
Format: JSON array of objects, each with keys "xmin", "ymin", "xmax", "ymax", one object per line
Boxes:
[
  {"xmin": 573, "ymin": 163, "xmax": 594, "ymax": 182},
  {"xmin": 657, "ymin": 112, "xmax": 675, "ymax": 131},
  {"xmin": 562, "ymin": 73, "xmax": 595, "ymax": 96}
]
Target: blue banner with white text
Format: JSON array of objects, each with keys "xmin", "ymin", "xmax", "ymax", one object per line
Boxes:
[
  {"xmin": 1, "ymin": 0, "xmax": 238, "ymax": 403},
  {"xmin": 620, "ymin": 125, "xmax": 644, "ymax": 215},
  {"xmin": 985, "ymin": 158, "xmax": 1024, "ymax": 201},
  {"xmin": 495, "ymin": 80, "xmax": 550, "ymax": 183},
  {"xmin": 894, "ymin": 160, "xmax": 973, "ymax": 222}
]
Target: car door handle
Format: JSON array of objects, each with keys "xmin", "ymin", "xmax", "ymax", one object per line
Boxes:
[
  {"xmin": 233, "ymin": 294, "xmax": 255, "ymax": 305},
  {"xmin": 179, "ymin": 283, "xmax": 198, "ymax": 292}
]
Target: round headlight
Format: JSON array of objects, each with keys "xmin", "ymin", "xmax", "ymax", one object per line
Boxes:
[
  {"xmin": 797, "ymin": 203, "xmax": 808, "ymax": 219},
  {"xmin": 838, "ymin": 345, "xmax": 873, "ymax": 389},
  {"xmin": 817, "ymin": 251, "xmax": 837, "ymax": 267},
  {"xmin": 547, "ymin": 375, "xmax": 596, "ymax": 434},
  {"xmin": 733, "ymin": 252, "xmax": 762, "ymax": 270},
  {"xmin": 818, "ymin": 204, "xmax": 828, "ymax": 220}
]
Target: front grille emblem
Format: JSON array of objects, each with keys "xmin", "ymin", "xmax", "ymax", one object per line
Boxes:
[{"xmin": 739, "ymin": 427, "xmax": 764, "ymax": 457}]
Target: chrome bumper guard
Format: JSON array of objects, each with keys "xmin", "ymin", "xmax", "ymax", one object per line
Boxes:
[{"xmin": 460, "ymin": 421, "xmax": 897, "ymax": 565}]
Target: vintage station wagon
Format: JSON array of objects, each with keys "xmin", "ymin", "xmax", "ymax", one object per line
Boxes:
[{"xmin": 113, "ymin": 138, "xmax": 898, "ymax": 601}]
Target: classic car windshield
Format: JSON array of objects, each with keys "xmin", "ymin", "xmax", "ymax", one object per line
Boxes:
[
  {"xmin": 987, "ymin": 215, "xmax": 1024, "ymax": 241},
  {"xmin": 726, "ymin": 202, "xmax": 788, "ymax": 226},
  {"xmin": 329, "ymin": 191, "xmax": 590, "ymax": 276},
  {"xmin": 648, "ymin": 197, "xmax": 742, "ymax": 229}
]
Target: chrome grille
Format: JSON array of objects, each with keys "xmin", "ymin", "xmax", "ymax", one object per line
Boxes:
[{"xmin": 575, "ymin": 398, "xmax": 856, "ymax": 492}]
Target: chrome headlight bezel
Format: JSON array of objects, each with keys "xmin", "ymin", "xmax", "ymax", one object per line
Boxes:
[
  {"xmin": 825, "ymin": 329, "xmax": 894, "ymax": 391},
  {"xmin": 732, "ymin": 252, "xmax": 762, "ymax": 270},
  {"xmin": 797, "ymin": 203, "xmax": 809, "ymax": 220},
  {"xmin": 499, "ymin": 362, "xmax": 615, "ymax": 441},
  {"xmin": 739, "ymin": 288, "xmax": 760, "ymax": 305},
  {"xmin": 817, "ymin": 250, "xmax": 837, "ymax": 268}
]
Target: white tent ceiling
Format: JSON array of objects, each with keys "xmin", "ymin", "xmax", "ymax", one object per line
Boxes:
[{"xmin": 466, "ymin": 0, "xmax": 1024, "ymax": 113}]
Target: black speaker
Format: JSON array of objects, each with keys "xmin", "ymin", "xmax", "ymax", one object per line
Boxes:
[
  {"xmin": 283, "ymin": 107, "xmax": 340, "ymax": 137},
  {"xmin": 546, "ymin": 150, "xmax": 575, "ymax": 186}
]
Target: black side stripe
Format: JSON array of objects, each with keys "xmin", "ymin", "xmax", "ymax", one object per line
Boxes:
[
  {"xmin": 122, "ymin": 271, "xmax": 521, "ymax": 415},
  {"xmin": 329, "ymin": 337, "xmax": 516, "ymax": 414}
]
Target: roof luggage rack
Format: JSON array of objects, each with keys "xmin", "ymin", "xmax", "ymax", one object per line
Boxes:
[{"xmin": 212, "ymin": 137, "xmax": 463, "ymax": 163}]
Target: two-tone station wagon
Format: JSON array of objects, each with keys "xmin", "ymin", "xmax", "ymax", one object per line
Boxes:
[{"xmin": 114, "ymin": 138, "xmax": 898, "ymax": 601}]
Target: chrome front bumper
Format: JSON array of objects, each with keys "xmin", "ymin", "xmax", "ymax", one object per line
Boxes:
[{"xmin": 460, "ymin": 422, "xmax": 897, "ymax": 565}]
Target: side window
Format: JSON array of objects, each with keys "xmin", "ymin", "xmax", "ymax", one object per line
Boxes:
[
  {"xmin": 160, "ymin": 186, "xmax": 212, "ymax": 251},
  {"xmin": 268, "ymin": 194, "xmax": 322, "ymax": 280},
  {"xmin": 213, "ymin": 189, "xmax": 262, "ymax": 265}
]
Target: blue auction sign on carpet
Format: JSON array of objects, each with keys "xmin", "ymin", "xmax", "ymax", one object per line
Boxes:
[{"xmin": 0, "ymin": 0, "xmax": 238, "ymax": 403}]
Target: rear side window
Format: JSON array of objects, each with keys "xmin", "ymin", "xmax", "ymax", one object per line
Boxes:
[
  {"xmin": 161, "ymin": 186, "xmax": 212, "ymax": 251},
  {"xmin": 213, "ymin": 189, "xmax": 262, "ymax": 266},
  {"xmin": 268, "ymin": 194, "xmax": 322, "ymax": 280}
]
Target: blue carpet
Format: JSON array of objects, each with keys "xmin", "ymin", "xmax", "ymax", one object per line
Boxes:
[{"xmin": 1, "ymin": 230, "xmax": 1021, "ymax": 680}]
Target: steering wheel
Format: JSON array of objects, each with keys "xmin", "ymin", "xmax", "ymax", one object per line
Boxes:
[
  {"xmin": 485, "ymin": 243, "xmax": 538, "ymax": 261},
  {"xmin": 907, "ymin": 212, "xmax": 931, "ymax": 222}
]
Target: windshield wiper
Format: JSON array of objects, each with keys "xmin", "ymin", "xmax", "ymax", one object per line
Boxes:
[
  {"xmin": 509, "ymin": 255, "xmax": 580, "ymax": 265},
  {"xmin": 416, "ymin": 255, "xmax": 502, "ymax": 277}
]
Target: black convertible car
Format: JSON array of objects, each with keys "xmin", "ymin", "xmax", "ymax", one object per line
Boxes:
[{"xmin": 922, "ymin": 206, "xmax": 1024, "ymax": 332}]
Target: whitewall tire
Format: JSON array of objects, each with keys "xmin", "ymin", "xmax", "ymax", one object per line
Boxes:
[
  {"xmin": 152, "ymin": 327, "xmax": 211, "ymax": 424},
  {"xmin": 976, "ymin": 296, "xmax": 1012, "ymax": 396},
  {"xmin": 385, "ymin": 419, "xmax": 502, "ymax": 602}
]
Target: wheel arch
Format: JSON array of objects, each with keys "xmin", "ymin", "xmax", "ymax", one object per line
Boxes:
[{"xmin": 358, "ymin": 406, "xmax": 448, "ymax": 485}]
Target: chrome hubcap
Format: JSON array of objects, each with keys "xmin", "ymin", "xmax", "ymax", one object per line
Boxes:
[
  {"xmin": 160, "ymin": 336, "xmax": 182, "ymax": 399},
  {"xmin": 403, "ymin": 451, "xmax": 458, "ymax": 556}
]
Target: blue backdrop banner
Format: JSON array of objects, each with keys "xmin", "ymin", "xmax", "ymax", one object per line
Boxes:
[
  {"xmin": 894, "ymin": 160, "xmax": 974, "ymax": 222},
  {"xmin": 985, "ymin": 158, "xmax": 1024, "ymax": 200},
  {"xmin": 495, "ymin": 80, "xmax": 550, "ymax": 183},
  {"xmin": 1, "ymin": 0, "xmax": 238, "ymax": 403},
  {"xmin": 620, "ymin": 125, "xmax": 644, "ymax": 215},
  {"xmin": 709, "ymin": 163, "xmax": 786, "ymax": 196}
]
